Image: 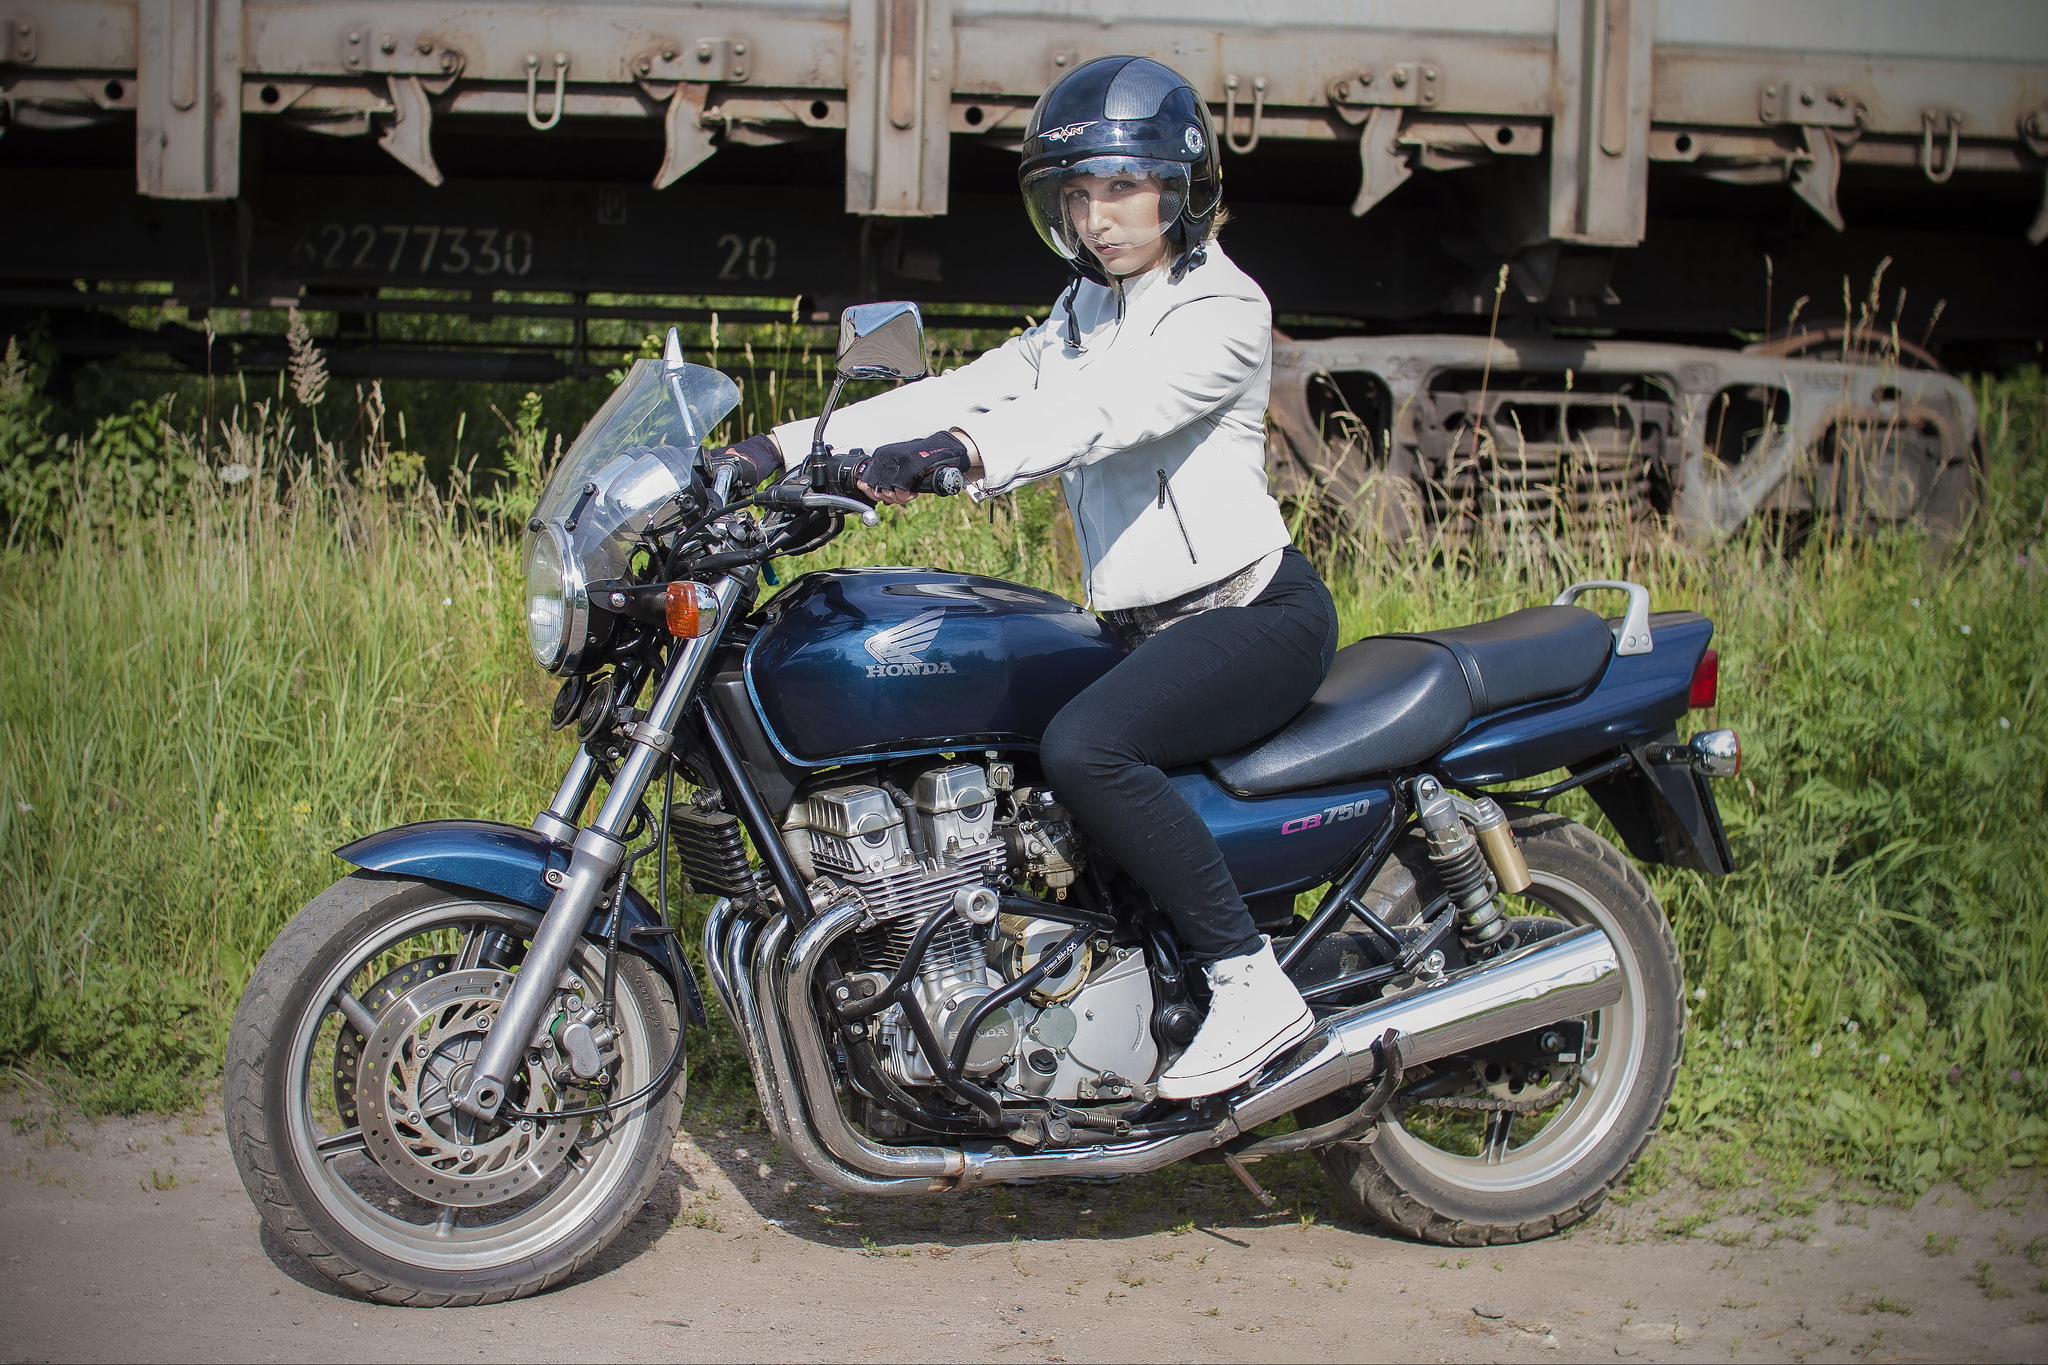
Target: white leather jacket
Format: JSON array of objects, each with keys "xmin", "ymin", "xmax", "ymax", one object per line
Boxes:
[{"xmin": 772, "ymin": 242, "xmax": 1292, "ymax": 611}]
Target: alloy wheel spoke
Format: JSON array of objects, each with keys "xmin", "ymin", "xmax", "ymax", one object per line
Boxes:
[
  {"xmin": 1482, "ymin": 1109, "xmax": 1514, "ymax": 1163},
  {"xmin": 316, "ymin": 1127, "xmax": 366, "ymax": 1160}
]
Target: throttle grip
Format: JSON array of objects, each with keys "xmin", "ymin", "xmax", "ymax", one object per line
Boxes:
[{"xmin": 918, "ymin": 465, "xmax": 966, "ymax": 497}]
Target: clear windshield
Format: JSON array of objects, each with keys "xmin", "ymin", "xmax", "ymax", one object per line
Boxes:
[
  {"xmin": 533, "ymin": 359, "xmax": 739, "ymax": 525},
  {"xmin": 530, "ymin": 358, "xmax": 740, "ymax": 587}
]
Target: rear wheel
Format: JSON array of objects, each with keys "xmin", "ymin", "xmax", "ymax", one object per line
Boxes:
[
  {"xmin": 1306, "ymin": 811, "xmax": 1682, "ymax": 1244},
  {"xmin": 225, "ymin": 873, "xmax": 683, "ymax": 1305}
]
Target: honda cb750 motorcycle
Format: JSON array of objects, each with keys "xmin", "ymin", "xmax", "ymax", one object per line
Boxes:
[{"xmin": 227, "ymin": 303, "xmax": 1741, "ymax": 1305}]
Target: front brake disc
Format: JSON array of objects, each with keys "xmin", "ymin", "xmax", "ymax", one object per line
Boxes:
[
  {"xmin": 332, "ymin": 955, "xmax": 453, "ymax": 1128},
  {"xmin": 356, "ymin": 969, "xmax": 584, "ymax": 1207}
]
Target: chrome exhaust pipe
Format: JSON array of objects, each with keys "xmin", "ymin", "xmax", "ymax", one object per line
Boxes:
[
  {"xmin": 1195, "ymin": 922, "xmax": 1624, "ymax": 1158},
  {"xmin": 701, "ymin": 897, "xmax": 738, "ymax": 1024},
  {"xmin": 948, "ymin": 922, "xmax": 1622, "ymax": 1186},
  {"xmin": 761, "ymin": 901, "xmax": 1622, "ymax": 1192},
  {"xmin": 742, "ymin": 910, "xmax": 948, "ymax": 1195}
]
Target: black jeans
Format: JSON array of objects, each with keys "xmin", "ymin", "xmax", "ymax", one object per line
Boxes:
[{"xmin": 1039, "ymin": 548, "xmax": 1340, "ymax": 962}]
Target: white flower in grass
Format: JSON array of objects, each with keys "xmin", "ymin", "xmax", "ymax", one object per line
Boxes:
[
  {"xmin": 1810, "ymin": 1040, "xmax": 1823, "ymax": 1058},
  {"xmin": 220, "ymin": 463, "xmax": 252, "ymax": 485},
  {"xmin": 1960, "ymin": 624, "xmax": 1972, "ymax": 635},
  {"xmin": 1998, "ymin": 717, "xmax": 2012, "ymax": 729},
  {"xmin": 1693, "ymin": 986, "xmax": 1707, "ymax": 1001},
  {"xmin": 14, "ymin": 800, "xmax": 31, "ymax": 813},
  {"xmin": 1845, "ymin": 1020, "xmax": 1859, "ymax": 1033},
  {"xmin": 1878, "ymin": 1053, "xmax": 1891, "ymax": 1065}
]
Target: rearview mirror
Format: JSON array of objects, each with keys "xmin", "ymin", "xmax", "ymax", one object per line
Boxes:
[
  {"xmin": 809, "ymin": 301, "xmax": 930, "ymax": 458},
  {"xmin": 836, "ymin": 301, "xmax": 928, "ymax": 381}
]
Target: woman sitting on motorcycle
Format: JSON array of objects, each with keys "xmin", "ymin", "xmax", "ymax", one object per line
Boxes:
[{"xmin": 719, "ymin": 55, "xmax": 1339, "ymax": 1099}]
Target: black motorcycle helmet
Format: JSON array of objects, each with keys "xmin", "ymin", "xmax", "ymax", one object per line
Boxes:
[{"xmin": 1019, "ymin": 56, "xmax": 1223, "ymax": 286}]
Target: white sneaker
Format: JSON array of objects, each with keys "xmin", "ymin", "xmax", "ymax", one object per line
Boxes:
[{"xmin": 1156, "ymin": 941, "xmax": 1314, "ymax": 1100}]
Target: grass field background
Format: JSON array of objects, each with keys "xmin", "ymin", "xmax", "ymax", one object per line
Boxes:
[{"xmin": 0, "ymin": 318, "xmax": 2042, "ymax": 1199}]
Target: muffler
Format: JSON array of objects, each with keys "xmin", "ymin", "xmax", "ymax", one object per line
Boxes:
[{"xmin": 751, "ymin": 904, "xmax": 1622, "ymax": 1194}]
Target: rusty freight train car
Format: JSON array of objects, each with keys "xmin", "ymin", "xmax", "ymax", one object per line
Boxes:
[{"xmin": 3, "ymin": 1, "xmax": 2045, "ymax": 536}]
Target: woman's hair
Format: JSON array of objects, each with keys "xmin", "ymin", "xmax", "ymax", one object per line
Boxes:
[{"xmin": 1144, "ymin": 203, "xmax": 1226, "ymax": 277}]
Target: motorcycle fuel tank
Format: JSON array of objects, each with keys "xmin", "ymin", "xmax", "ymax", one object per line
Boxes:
[{"xmin": 745, "ymin": 568, "xmax": 1128, "ymax": 765}]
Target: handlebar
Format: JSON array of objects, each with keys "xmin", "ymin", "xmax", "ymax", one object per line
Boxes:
[{"xmin": 806, "ymin": 448, "xmax": 966, "ymax": 504}]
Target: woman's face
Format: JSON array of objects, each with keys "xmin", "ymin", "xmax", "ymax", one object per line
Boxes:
[{"xmin": 1063, "ymin": 171, "xmax": 1169, "ymax": 276}]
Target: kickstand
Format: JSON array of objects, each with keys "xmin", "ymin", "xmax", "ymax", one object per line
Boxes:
[{"xmin": 1220, "ymin": 1152, "xmax": 1276, "ymax": 1208}]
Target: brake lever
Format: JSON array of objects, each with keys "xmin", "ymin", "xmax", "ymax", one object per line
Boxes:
[
  {"xmin": 757, "ymin": 484, "xmax": 881, "ymax": 527},
  {"xmin": 805, "ymin": 492, "xmax": 881, "ymax": 525}
]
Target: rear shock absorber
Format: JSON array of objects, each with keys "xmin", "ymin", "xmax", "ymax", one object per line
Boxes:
[{"xmin": 1412, "ymin": 776, "xmax": 1517, "ymax": 954}]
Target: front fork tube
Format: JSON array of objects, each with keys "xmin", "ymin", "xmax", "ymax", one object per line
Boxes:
[
  {"xmin": 532, "ymin": 748, "xmax": 598, "ymax": 845},
  {"xmin": 457, "ymin": 575, "xmax": 745, "ymax": 1122}
]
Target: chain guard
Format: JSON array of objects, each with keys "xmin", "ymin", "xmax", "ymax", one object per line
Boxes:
[
  {"xmin": 1401, "ymin": 1065, "xmax": 1585, "ymax": 1115},
  {"xmin": 355, "ymin": 968, "xmax": 586, "ymax": 1208}
]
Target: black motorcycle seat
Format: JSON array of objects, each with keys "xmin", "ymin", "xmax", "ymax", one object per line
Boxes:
[
  {"xmin": 1387, "ymin": 604, "xmax": 1614, "ymax": 715},
  {"xmin": 1205, "ymin": 605, "xmax": 1612, "ymax": 797}
]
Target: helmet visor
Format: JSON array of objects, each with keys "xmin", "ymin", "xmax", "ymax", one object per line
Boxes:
[{"xmin": 1021, "ymin": 156, "xmax": 1191, "ymax": 275}]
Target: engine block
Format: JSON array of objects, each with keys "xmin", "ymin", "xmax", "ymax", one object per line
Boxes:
[{"xmin": 781, "ymin": 765, "xmax": 1003, "ymax": 925}]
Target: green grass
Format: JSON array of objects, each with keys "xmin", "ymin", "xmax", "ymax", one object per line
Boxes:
[{"xmin": 0, "ymin": 330, "xmax": 2043, "ymax": 1193}]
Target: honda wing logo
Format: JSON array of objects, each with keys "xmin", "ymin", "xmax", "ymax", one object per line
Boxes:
[{"xmin": 863, "ymin": 609, "xmax": 957, "ymax": 678}]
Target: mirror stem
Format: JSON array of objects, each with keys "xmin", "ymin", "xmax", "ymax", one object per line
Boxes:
[{"xmin": 809, "ymin": 374, "xmax": 849, "ymax": 460}]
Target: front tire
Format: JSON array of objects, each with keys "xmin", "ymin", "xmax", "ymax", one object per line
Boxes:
[
  {"xmin": 225, "ymin": 873, "xmax": 683, "ymax": 1305},
  {"xmin": 1307, "ymin": 811, "xmax": 1683, "ymax": 1244}
]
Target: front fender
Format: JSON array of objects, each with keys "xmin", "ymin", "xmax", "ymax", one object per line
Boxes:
[{"xmin": 334, "ymin": 819, "xmax": 705, "ymax": 1025}]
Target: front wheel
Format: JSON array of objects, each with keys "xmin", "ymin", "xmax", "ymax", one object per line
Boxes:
[
  {"xmin": 225, "ymin": 873, "xmax": 683, "ymax": 1305},
  {"xmin": 1306, "ymin": 811, "xmax": 1683, "ymax": 1245}
]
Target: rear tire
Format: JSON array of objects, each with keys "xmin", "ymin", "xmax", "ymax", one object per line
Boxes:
[
  {"xmin": 225, "ymin": 873, "xmax": 683, "ymax": 1305},
  {"xmin": 1306, "ymin": 811, "xmax": 1682, "ymax": 1244}
]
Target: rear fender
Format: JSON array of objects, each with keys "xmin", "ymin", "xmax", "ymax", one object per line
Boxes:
[
  {"xmin": 333, "ymin": 819, "xmax": 706, "ymax": 1024},
  {"xmin": 1578, "ymin": 732, "xmax": 1736, "ymax": 875}
]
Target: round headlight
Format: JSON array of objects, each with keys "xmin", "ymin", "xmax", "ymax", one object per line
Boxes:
[{"xmin": 524, "ymin": 527, "xmax": 570, "ymax": 670}]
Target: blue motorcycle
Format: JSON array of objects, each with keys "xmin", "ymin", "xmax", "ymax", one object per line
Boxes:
[{"xmin": 226, "ymin": 304, "xmax": 1741, "ymax": 1304}]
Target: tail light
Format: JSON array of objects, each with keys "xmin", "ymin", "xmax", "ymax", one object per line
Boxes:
[
  {"xmin": 1688, "ymin": 648, "xmax": 1719, "ymax": 709},
  {"xmin": 665, "ymin": 581, "xmax": 719, "ymax": 639}
]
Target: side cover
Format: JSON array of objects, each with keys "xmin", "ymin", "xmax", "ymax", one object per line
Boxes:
[
  {"xmin": 333, "ymin": 820, "xmax": 704, "ymax": 1021},
  {"xmin": 745, "ymin": 568, "xmax": 1127, "ymax": 765}
]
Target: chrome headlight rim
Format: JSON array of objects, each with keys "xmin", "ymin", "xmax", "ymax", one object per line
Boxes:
[{"xmin": 526, "ymin": 520, "xmax": 590, "ymax": 676}]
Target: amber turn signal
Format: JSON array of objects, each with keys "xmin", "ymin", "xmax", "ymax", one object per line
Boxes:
[{"xmin": 664, "ymin": 581, "xmax": 719, "ymax": 639}]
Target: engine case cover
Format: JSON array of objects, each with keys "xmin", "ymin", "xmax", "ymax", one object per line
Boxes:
[
  {"xmin": 1011, "ymin": 947, "xmax": 1160, "ymax": 1102},
  {"xmin": 745, "ymin": 569, "xmax": 1127, "ymax": 765}
]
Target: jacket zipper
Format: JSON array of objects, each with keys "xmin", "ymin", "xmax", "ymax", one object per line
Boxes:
[{"xmin": 1157, "ymin": 469, "xmax": 1198, "ymax": 564}]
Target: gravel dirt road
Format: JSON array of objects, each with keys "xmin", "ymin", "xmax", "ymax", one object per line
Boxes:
[{"xmin": 2, "ymin": 1093, "xmax": 2043, "ymax": 1363}]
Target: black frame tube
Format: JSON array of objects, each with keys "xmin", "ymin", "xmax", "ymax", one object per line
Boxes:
[
  {"xmin": 944, "ymin": 925, "xmax": 1091, "ymax": 1080},
  {"xmin": 835, "ymin": 905, "xmax": 976, "ymax": 1023},
  {"xmin": 996, "ymin": 893, "xmax": 1117, "ymax": 933},
  {"xmin": 1465, "ymin": 751, "xmax": 1632, "ymax": 804},
  {"xmin": 1278, "ymin": 810, "xmax": 1406, "ymax": 975},
  {"xmin": 696, "ymin": 701, "xmax": 813, "ymax": 927}
]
